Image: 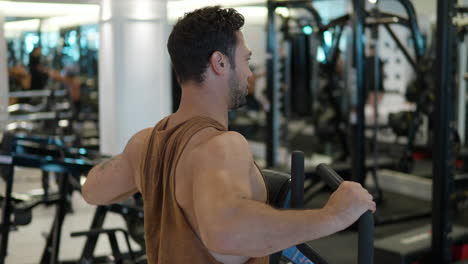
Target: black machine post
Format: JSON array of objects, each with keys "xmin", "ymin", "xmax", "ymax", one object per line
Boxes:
[
  {"xmin": 370, "ymin": 6, "xmax": 383, "ymax": 203},
  {"xmin": 40, "ymin": 173, "xmax": 72, "ymax": 264},
  {"xmin": 291, "ymin": 151, "xmax": 304, "ymax": 208},
  {"xmin": 396, "ymin": 0, "xmax": 426, "ymax": 59},
  {"xmin": 0, "ymin": 164, "xmax": 14, "ymax": 264},
  {"xmin": 266, "ymin": 0, "xmax": 281, "ymax": 168},
  {"xmin": 382, "ymin": 24, "xmax": 418, "ymax": 72},
  {"xmin": 432, "ymin": 0, "xmax": 456, "ymax": 262},
  {"xmin": 78, "ymin": 206, "xmax": 109, "ymax": 263},
  {"xmin": 290, "ymin": 152, "xmax": 329, "ymax": 264},
  {"xmin": 351, "ymin": 0, "xmax": 366, "ymax": 184},
  {"xmin": 0, "ymin": 134, "xmax": 16, "ymax": 264}
]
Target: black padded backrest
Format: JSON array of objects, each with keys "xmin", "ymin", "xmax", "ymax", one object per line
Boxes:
[{"xmin": 262, "ymin": 169, "xmax": 291, "ymax": 208}]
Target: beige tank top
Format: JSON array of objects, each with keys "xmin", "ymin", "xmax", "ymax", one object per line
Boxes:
[{"xmin": 139, "ymin": 116, "xmax": 269, "ymax": 264}]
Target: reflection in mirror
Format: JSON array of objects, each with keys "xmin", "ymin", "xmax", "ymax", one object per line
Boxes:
[{"xmin": 4, "ymin": 3, "xmax": 100, "ymax": 149}]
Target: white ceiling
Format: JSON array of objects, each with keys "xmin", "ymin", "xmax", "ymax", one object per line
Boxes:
[
  {"xmin": 8, "ymin": 0, "xmax": 100, "ymax": 4},
  {"xmin": 0, "ymin": 0, "xmax": 268, "ymax": 21},
  {"xmin": 0, "ymin": 0, "xmax": 269, "ymax": 33},
  {"xmin": 0, "ymin": 1, "xmax": 99, "ymax": 18},
  {"xmin": 5, "ymin": 0, "xmax": 264, "ymax": 5}
]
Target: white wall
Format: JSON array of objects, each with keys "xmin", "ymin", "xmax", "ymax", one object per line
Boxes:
[{"xmin": 411, "ymin": 0, "xmax": 437, "ymax": 21}]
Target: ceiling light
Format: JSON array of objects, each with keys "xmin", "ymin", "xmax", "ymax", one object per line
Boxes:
[{"xmin": 275, "ymin": 7, "xmax": 290, "ymax": 18}]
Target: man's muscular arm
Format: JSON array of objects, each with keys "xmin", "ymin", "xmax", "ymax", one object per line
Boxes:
[
  {"xmin": 191, "ymin": 132, "xmax": 376, "ymax": 257},
  {"xmin": 82, "ymin": 129, "xmax": 149, "ymax": 205}
]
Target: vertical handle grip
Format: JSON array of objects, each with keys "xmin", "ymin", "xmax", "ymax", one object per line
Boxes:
[
  {"xmin": 316, "ymin": 163, "xmax": 374, "ymax": 264},
  {"xmin": 291, "ymin": 151, "xmax": 305, "ymax": 208}
]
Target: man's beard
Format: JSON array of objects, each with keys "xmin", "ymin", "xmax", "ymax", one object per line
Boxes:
[{"xmin": 228, "ymin": 72, "xmax": 247, "ymax": 110}]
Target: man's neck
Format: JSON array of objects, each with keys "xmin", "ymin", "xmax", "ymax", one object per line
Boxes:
[{"xmin": 174, "ymin": 83, "xmax": 229, "ymax": 129}]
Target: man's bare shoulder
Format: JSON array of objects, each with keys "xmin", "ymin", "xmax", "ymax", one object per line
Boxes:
[
  {"xmin": 125, "ymin": 128, "xmax": 153, "ymax": 151},
  {"xmin": 123, "ymin": 128, "xmax": 153, "ymax": 165},
  {"xmin": 198, "ymin": 130, "xmax": 248, "ymax": 152},
  {"xmin": 190, "ymin": 131, "xmax": 252, "ymax": 169}
]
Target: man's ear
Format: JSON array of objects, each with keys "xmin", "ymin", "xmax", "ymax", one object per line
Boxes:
[{"xmin": 209, "ymin": 51, "xmax": 228, "ymax": 75}]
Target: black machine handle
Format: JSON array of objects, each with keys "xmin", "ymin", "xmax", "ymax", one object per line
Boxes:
[
  {"xmin": 316, "ymin": 163, "xmax": 374, "ymax": 264},
  {"xmin": 316, "ymin": 163, "xmax": 343, "ymax": 190},
  {"xmin": 290, "ymin": 151, "xmax": 329, "ymax": 264}
]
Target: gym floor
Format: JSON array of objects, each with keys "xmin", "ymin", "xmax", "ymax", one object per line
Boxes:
[{"xmin": 305, "ymin": 189, "xmax": 468, "ymax": 264}]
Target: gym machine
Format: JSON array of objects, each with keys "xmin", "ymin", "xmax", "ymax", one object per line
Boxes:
[
  {"xmin": 265, "ymin": 151, "xmax": 374, "ymax": 264},
  {"xmin": 67, "ymin": 196, "xmax": 146, "ymax": 264},
  {"xmin": 0, "ymin": 133, "xmax": 96, "ymax": 264},
  {"xmin": 265, "ymin": 0, "xmax": 427, "ymax": 210},
  {"xmin": 0, "ymin": 132, "xmax": 147, "ymax": 264},
  {"xmin": 373, "ymin": 0, "xmax": 468, "ymax": 263}
]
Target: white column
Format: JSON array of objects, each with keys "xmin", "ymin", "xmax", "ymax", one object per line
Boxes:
[
  {"xmin": 99, "ymin": 0, "xmax": 171, "ymax": 155},
  {"xmin": 0, "ymin": 15, "xmax": 9, "ymax": 134}
]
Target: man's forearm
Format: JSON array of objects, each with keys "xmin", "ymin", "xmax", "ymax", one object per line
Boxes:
[{"xmin": 209, "ymin": 199, "xmax": 340, "ymax": 257}]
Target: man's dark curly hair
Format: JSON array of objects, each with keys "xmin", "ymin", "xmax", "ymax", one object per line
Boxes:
[{"xmin": 167, "ymin": 6, "xmax": 245, "ymax": 84}]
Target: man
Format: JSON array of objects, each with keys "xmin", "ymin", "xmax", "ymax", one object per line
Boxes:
[
  {"xmin": 8, "ymin": 62, "xmax": 31, "ymax": 105},
  {"xmin": 49, "ymin": 68, "xmax": 81, "ymax": 110},
  {"xmin": 365, "ymin": 44, "xmax": 385, "ymax": 106},
  {"xmin": 29, "ymin": 46, "xmax": 49, "ymax": 91},
  {"xmin": 83, "ymin": 6, "xmax": 376, "ymax": 264}
]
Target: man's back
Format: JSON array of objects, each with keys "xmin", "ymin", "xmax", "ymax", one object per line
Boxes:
[{"xmin": 134, "ymin": 115, "xmax": 269, "ymax": 264}]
